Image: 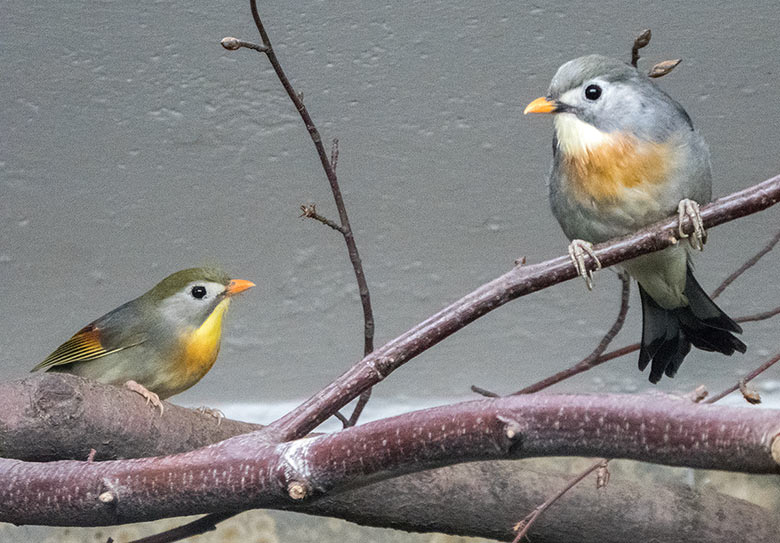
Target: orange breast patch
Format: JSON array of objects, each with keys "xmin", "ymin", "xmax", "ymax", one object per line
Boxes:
[{"xmin": 561, "ymin": 135, "xmax": 675, "ymax": 204}]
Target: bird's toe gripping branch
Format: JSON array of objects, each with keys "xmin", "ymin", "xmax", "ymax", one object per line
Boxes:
[
  {"xmin": 124, "ymin": 380, "xmax": 164, "ymax": 416},
  {"xmin": 677, "ymin": 198, "xmax": 707, "ymax": 251},
  {"xmin": 568, "ymin": 239, "xmax": 602, "ymax": 290}
]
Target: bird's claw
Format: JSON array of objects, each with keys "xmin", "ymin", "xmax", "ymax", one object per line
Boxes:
[
  {"xmin": 677, "ymin": 199, "xmax": 706, "ymax": 251},
  {"xmin": 124, "ymin": 380, "xmax": 164, "ymax": 416},
  {"xmin": 195, "ymin": 406, "xmax": 225, "ymax": 425},
  {"xmin": 568, "ymin": 239, "xmax": 601, "ymax": 290}
]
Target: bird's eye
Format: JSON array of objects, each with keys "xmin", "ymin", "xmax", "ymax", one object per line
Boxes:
[
  {"xmin": 584, "ymin": 84, "xmax": 602, "ymax": 101},
  {"xmin": 191, "ymin": 285, "xmax": 207, "ymax": 299}
]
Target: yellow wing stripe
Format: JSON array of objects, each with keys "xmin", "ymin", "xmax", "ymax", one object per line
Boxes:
[{"xmin": 32, "ymin": 327, "xmax": 124, "ymax": 371}]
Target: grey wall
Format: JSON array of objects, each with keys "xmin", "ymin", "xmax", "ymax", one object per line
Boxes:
[{"xmin": 2, "ymin": 1, "xmax": 778, "ymax": 411}]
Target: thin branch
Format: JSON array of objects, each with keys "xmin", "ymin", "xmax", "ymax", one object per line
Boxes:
[
  {"xmin": 347, "ymin": 389, "xmax": 372, "ymax": 426},
  {"xmin": 706, "ymin": 350, "xmax": 780, "ymax": 404},
  {"xmin": 630, "ymin": 29, "xmax": 651, "ymax": 67},
  {"xmin": 127, "ymin": 511, "xmax": 236, "ymax": 543},
  {"xmin": 330, "ymin": 138, "xmax": 339, "ymax": 171},
  {"xmin": 300, "ymin": 204, "xmax": 346, "ymax": 234},
  {"xmin": 710, "ymin": 229, "xmax": 780, "ymax": 299},
  {"xmin": 513, "ymin": 273, "xmax": 631, "ymax": 395},
  {"xmin": 471, "ymin": 385, "xmax": 500, "ymax": 398},
  {"xmin": 243, "ymin": 0, "xmax": 375, "ymax": 361},
  {"xmin": 512, "ymin": 459, "xmax": 606, "ymax": 543},
  {"xmin": 736, "ymin": 305, "xmax": 780, "ymax": 323}
]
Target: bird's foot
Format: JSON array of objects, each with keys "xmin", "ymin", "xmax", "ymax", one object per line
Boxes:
[
  {"xmin": 124, "ymin": 380, "xmax": 164, "ymax": 416},
  {"xmin": 677, "ymin": 198, "xmax": 707, "ymax": 251},
  {"xmin": 194, "ymin": 406, "xmax": 225, "ymax": 425},
  {"xmin": 568, "ymin": 239, "xmax": 601, "ymax": 290}
]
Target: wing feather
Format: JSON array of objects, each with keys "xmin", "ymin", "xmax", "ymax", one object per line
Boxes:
[{"xmin": 32, "ymin": 321, "xmax": 145, "ymax": 372}]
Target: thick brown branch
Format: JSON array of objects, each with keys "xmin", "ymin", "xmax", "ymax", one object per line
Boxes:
[
  {"xmin": 268, "ymin": 175, "xmax": 780, "ymax": 440},
  {"xmin": 0, "ymin": 374, "xmax": 260, "ymax": 462},
  {"xmin": 1, "ymin": 393, "xmax": 778, "ymax": 526},
  {"xmin": 129, "ymin": 462, "xmax": 779, "ymax": 543}
]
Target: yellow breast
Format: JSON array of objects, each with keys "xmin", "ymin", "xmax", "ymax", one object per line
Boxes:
[
  {"xmin": 178, "ymin": 298, "xmax": 231, "ymax": 388},
  {"xmin": 554, "ymin": 114, "xmax": 675, "ymax": 204}
]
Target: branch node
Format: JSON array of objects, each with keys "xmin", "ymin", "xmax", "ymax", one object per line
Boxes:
[
  {"xmin": 366, "ymin": 357, "xmax": 392, "ymax": 380},
  {"xmin": 739, "ymin": 379, "xmax": 762, "ymax": 404},
  {"xmin": 596, "ymin": 460, "xmax": 610, "ymax": 489},
  {"xmin": 688, "ymin": 385, "xmax": 709, "ymax": 403},
  {"xmin": 497, "ymin": 415, "xmax": 523, "ymax": 441},
  {"xmin": 772, "ymin": 435, "xmax": 780, "ymax": 466},
  {"xmin": 287, "ymin": 481, "xmax": 309, "ymax": 500},
  {"xmin": 98, "ymin": 491, "xmax": 115, "ymax": 504}
]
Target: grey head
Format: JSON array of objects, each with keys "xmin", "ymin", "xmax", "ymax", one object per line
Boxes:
[{"xmin": 546, "ymin": 55, "xmax": 693, "ymax": 141}]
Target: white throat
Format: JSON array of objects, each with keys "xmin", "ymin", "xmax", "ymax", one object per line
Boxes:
[{"xmin": 553, "ymin": 114, "xmax": 612, "ymax": 156}]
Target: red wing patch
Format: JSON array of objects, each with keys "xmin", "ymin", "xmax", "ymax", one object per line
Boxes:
[{"xmin": 31, "ymin": 324, "xmax": 124, "ymax": 371}]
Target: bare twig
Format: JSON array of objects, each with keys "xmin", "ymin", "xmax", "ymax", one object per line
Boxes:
[
  {"xmin": 220, "ymin": 36, "xmax": 268, "ymax": 53},
  {"xmin": 512, "ymin": 459, "xmax": 607, "ymax": 543},
  {"xmin": 244, "ymin": 0, "xmax": 375, "ymax": 360},
  {"xmin": 513, "ymin": 273, "xmax": 631, "ymax": 395},
  {"xmin": 711, "ymin": 229, "xmax": 780, "ymax": 299},
  {"xmin": 705, "ymin": 350, "xmax": 780, "ymax": 404},
  {"xmin": 471, "ymin": 385, "xmax": 500, "ymax": 398},
  {"xmin": 630, "ymin": 29, "xmax": 652, "ymax": 67},
  {"xmin": 300, "ymin": 204, "xmax": 346, "ymax": 234},
  {"xmin": 736, "ymin": 306, "xmax": 780, "ymax": 323},
  {"xmin": 330, "ymin": 138, "xmax": 339, "ymax": 171},
  {"xmin": 515, "ymin": 299, "xmax": 780, "ymax": 393},
  {"xmin": 126, "ymin": 511, "xmax": 236, "ymax": 543},
  {"xmin": 226, "ymin": 1, "xmax": 377, "ymax": 430}
]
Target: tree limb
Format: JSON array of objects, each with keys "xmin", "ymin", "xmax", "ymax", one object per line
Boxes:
[
  {"xmin": 0, "ymin": 391, "xmax": 778, "ymax": 526},
  {"xmin": 268, "ymin": 174, "xmax": 780, "ymax": 441}
]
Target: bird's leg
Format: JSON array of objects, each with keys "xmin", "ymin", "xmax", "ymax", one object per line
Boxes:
[
  {"xmin": 567, "ymin": 239, "xmax": 602, "ymax": 290},
  {"xmin": 194, "ymin": 406, "xmax": 225, "ymax": 425},
  {"xmin": 677, "ymin": 198, "xmax": 707, "ymax": 251},
  {"xmin": 124, "ymin": 380, "xmax": 164, "ymax": 415}
]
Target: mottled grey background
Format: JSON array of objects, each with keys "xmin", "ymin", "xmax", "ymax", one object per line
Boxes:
[{"xmin": 2, "ymin": 1, "xmax": 778, "ymax": 416}]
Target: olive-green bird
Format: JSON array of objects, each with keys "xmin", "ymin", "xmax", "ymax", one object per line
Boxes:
[{"xmin": 32, "ymin": 268, "xmax": 255, "ymax": 413}]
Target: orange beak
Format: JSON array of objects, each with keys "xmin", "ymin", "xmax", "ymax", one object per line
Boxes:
[
  {"xmin": 524, "ymin": 96, "xmax": 559, "ymax": 115},
  {"xmin": 225, "ymin": 279, "xmax": 255, "ymax": 296}
]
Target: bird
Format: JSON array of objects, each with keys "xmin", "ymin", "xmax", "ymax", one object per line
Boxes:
[
  {"xmin": 524, "ymin": 54, "xmax": 745, "ymax": 383},
  {"xmin": 32, "ymin": 267, "xmax": 255, "ymax": 412}
]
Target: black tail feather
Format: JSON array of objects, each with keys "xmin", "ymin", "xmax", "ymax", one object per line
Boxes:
[{"xmin": 638, "ymin": 265, "xmax": 746, "ymax": 384}]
